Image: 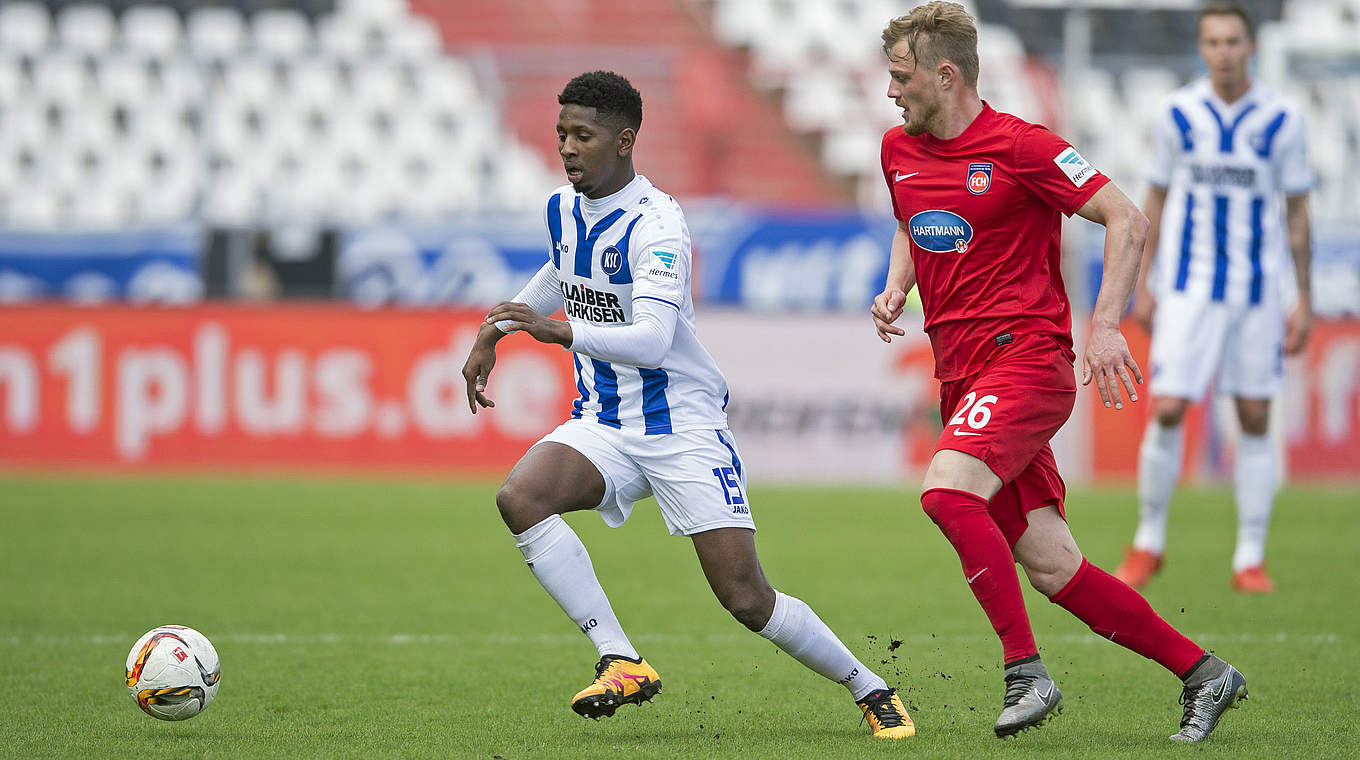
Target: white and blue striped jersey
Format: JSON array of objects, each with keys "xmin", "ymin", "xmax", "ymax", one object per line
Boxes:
[
  {"xmin": 1146, "ymin": 78, "xmax": 1312, "ymax": 306},
  {"xmin": 530, "ymin": 174, "xmax": 729, "ymax": 434}
]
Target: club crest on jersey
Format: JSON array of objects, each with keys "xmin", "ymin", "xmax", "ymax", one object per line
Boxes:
[
  {"xmin": 966, "ymin": 162, "xmax": 992, "ymax": 194},
  {"xmin": 908, "ymin": 209, "xmax": 973, "ymax": 254},
  {"xmin": 600, "ymin": 246, "xmax": 624, "ymax": 276}
]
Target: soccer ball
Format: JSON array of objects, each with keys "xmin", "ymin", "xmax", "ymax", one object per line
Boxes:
[{"xmin": 124, "ymin": 625, "xmax": 221, "ymax": 721}]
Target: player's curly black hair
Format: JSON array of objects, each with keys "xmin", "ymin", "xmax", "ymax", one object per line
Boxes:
[{"xmin": 558, "ymin": 71, "xmax": 643, "ymax": 134}]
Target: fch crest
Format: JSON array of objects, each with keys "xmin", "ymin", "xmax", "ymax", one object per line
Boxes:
[{"xmin": 967, "ymin": 162, "xmax": 992, "ymax": 195}]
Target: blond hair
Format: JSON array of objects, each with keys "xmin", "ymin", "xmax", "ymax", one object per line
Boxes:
[{"xmin": 882, "ymin": 2, "xmax": 980, "ymax": 87}]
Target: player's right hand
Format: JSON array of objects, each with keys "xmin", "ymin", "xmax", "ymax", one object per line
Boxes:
[
  {"xmin": 461, "ymin": 343, "xmax": 497, "ymax": 414},
  {"xmin": 871, "ymin": 288, "xmax": 908, "ymax": 343}
]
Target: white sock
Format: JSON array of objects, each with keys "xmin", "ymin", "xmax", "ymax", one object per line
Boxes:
[
  {"xmin": 514, "ymin": 515, "xmax": 639, "ymax": 660},
  {"xmin": 757, "ymin": 591, "xmax": 887, "ymax": 701},
  {"xmin": 1232, "ymin": 432, "xmax": 1276, "ymax": 571},
  {"xmin": 1134, "ymin": 420, "xmax": 1184, "ymax": 554}
]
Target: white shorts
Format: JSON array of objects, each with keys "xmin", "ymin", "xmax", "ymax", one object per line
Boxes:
[
  {"xmin": 1148, "ymin": 291, "xmax": 1285, "ymax": 401},
  {"xmin": 533, "ymin": 420, "xmax": 756, "ymax": 537}
]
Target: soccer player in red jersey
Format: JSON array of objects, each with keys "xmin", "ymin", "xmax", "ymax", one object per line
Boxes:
[{"xmin": 871, "ymin": 3, "xmax": 1246, "ymax": 743}]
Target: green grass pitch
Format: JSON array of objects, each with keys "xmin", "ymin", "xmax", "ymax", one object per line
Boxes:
[{"xmin": 2, "ymin": 475, "xmax": 1357, "ymax": 759}]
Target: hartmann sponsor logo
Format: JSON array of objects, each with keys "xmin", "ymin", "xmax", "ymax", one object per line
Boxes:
[{"xmin": 908, "ymin": 210, "xmax": 974, "ymax": 253}]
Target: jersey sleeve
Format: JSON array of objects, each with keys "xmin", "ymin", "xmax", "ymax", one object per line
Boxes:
[
  {"xmin": 881, "ymin": 130, "xmax": 904, "ymax": 222},
  {"xmin": 1011, "ymin": 124, "xmax": 1111, "ymax": 216},
  {"xmin": 1274, "ymin": 110, "xmax": 1313, "ymax": 196},
  {"xmin": 494, "ymin": 262, "xmax": 562, "ymax": 333},
  {"xmin": 1145, "ymin": 102, "xmax": 1182, "ymax": 189},
  {"xmin": 628, "ymin": 209, "xmax": 689, "ymax": 309},
  {"xmin": 568, "ymin": 296, "xmax": 679, "ymax": 369}
]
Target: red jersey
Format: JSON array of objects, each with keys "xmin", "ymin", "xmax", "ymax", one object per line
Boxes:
[{"xmin": 881, "ymin": 102, "xmax": 1108, "ymax": 380}]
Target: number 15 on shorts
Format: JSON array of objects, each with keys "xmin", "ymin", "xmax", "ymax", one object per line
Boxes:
[
  {"xmin": 711, "ymin": 467, "xmax": 749, "ymax": 513},
  {"xmin": 949, "ymin": 391, "xmax": 997, "ymax": 436}
]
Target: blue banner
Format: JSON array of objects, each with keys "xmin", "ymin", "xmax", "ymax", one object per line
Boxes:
[
  {"xmin": 689, "ymin": 205, "xmax": 897, "ymax": 310},
  {"xmin": 340, "ymin": 208, "xmax": 898, "ymax": 310},
  {"xmin": 0, "ymin": 227, "xmax": 200, "ymax": 303},
  {"xmin": 338, "ymin": 217, "xmax": 551, "ymax": 306}
]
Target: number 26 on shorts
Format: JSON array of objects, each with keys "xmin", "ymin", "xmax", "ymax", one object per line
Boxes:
[{"xmin": 948, "ymin": 391, "xmax": 997, "ymax": 435}]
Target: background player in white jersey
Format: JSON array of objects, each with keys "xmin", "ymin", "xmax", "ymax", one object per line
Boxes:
[
  {"xmin": 1116, "ymin": 2, "xmax": 1313, "ymax": 593},
  {"xmin": 460, "ymin": 71, "xmax": 914, "ymax": 739}
]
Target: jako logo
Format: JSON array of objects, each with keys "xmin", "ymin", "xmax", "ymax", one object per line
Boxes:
[
  {"xmin": 600, "ymin": 246, "xmax": 623, "ymax": 275},
  {"xmin": 908, "ymin": 209, "xmax": 973, "ymax": 253}
]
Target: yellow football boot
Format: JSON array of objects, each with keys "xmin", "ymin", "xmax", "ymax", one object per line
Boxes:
[
  {"xmin": 570, "ymin": 655, "xmax": 662, "ymax": 719},
  {"xmin": 857, "ymin": 688, "xmax": 916, "ymax": 739}
]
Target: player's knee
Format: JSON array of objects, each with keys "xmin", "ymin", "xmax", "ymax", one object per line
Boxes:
[
  {"xmin": 1022, "ymin": 556, "xmax": 1080, "ymax": 597},
  {"xmin": 1154, "ymin": 404, "xmax": 1188, "ymax": 428},
  {"xmin": 719, "ymin": 584, "xmax": 774, "ymax": 632},
  {"xmin": 495, "ymin": 481, "xmax": 551, "ymax": 533},
  {"xmin": 1237, "ymin": 408, "xmax": 1270, "ymax": 435}
]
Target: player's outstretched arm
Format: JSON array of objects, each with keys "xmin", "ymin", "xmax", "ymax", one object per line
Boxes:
[
  {"xmin": 1076, "ymin": 182, "xmax": 1148, "ymax": 410},
  {"xmin": 871, "ymin": 222, "xmax": 918, "ymax": 343}
]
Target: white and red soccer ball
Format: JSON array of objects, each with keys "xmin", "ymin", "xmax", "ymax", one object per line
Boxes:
[{"xmin": 124, "ymin": 625, "xmax": 221, "ymax": 721}]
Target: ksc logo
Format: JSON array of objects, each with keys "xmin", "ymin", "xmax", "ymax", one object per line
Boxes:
[
  {"xmin": 967, "ymin": 162, "xmax": 992, "ymax": 195},
  {"xmin": 908, "ymin": 209, "xmax": 974, "ymax": 253},
  {"xmin": 600, "ymin": 246, "xmax": 623, "ymax": 276}
]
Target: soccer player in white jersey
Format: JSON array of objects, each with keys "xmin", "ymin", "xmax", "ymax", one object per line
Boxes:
[
  {"xmin": 1115, "ymin": 2, "xmax": 1313, "ymax": 593},
  {"xmin": 460, "ymin": 71, "xmax": 914, "ymax": 739}
]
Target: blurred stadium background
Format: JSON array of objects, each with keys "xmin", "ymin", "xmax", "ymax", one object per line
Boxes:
[{"xmin": 0, "ymin": 0, "xmax": 1356, "ymax": 485}]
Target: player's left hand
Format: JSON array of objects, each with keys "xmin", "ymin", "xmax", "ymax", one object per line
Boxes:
[
  {"xmin": 1284, "ymin": 303, "xmax": 1312, "ymax": 356},
  {"xmin": 1083, "ymin": 324, "xmax": 1142, "ymax": 411},
  {"xmin": 483, "ymin": 302, "xmax": 573, "ymax": 348}
]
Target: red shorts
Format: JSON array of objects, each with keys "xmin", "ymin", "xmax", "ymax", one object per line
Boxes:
[{"xmin": 936, "ymin": 332, "xmax": 1077, "ymax": 546}]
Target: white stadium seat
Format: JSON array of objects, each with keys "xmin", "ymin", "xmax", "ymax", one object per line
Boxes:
[
  {"xmin": 252, "ymin": 9, "xmax": 313, "ymax": 59},
  {"xmin": 70, "ymin": 181, "xmax": 133, "ymax": 229},
  {"xmin": 95, "ymin": 54, "xmax": 153, "ymax": 104},
  {"xmin": 186, "ymin": 6, "xmax": 247, "ymax": 61},
  {"xmin": 223, "ymin": 56, "xmax": 282, "ymax": 109},
  {"xmin": 1, "ymin": 0, "xmax": 555, "ymax": 231},
  {"xmin": 416, "ymin": 58, "xmax": 477, "ymax": 106},
  {"xmin": 380, "ymin": 16, "xmax": 442, "ymax": 60},
  {"xmin": 56, "ymin": 3, "xmax": 116, "ymax": 56},
  {"xmin": 33, "ymin": 53, "xmax": 92, "ymax": 105},
  {"xmin": 287, "ymin": 58, "xmax": 345, "ymax": 110},
  {"xmin": 203, "ymin": 171, "xmax": 260, "ymax": 228},
  {"xmin": 351, "ymin": 60, "xmax": 408, "ymax": 110},
  {"xmin": 8, "ymin": 184, "xmax": 64, "ymax": 230},
  {"xmin": 0, "ymin": 2, "xmax": 51, "ymax": 57},
  {"xmin": 0, "ymin": 56, "xmax": 27, "ymax": 104},
  {"xmin": 336, "ymin": 0, "xmax": 409, "ymax": 26},
  {"xmin": 157, "ymin": 57, "xmax": 206, "ymax": 106},
  {"xmin": 316, "ymin": 14, "xmax": 369, "ymax": 59},
  {"xmin": 121, "ymin": 4, "xmax": 182, "ymax": 58}
]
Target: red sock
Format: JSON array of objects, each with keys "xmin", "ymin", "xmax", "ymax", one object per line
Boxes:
[
  {"xmin": 1051, "ymin": 558, "xmax": 1205, "ymax": 676},
  {"xmin": 921, "ymin": 488, "xmax": 1038, "ymax": 664}
]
